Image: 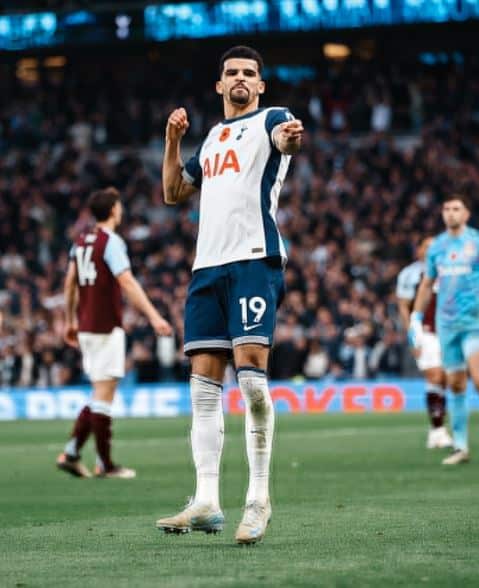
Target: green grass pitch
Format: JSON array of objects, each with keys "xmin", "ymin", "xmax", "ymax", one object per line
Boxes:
[{"xmin": 1, "ymin": 413, "xmax": 479, "ymax": 587}]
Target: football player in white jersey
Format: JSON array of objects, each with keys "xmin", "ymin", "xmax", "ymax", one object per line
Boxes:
[
  {"xmin": 396, "ymin": 236, "xmax": 452, "ymax": 450},
  {"xmin": 156, "ymin": 46, "xmax": 303, "ymax": 544}
]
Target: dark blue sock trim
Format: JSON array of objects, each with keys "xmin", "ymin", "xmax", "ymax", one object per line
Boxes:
[
  {"xmin": 236, "ymin": 366, "xmax": 267, "ymax": 377},
  {"xmin": 191, "ymin": 374, "xmax": 223, "ymax": 390}
]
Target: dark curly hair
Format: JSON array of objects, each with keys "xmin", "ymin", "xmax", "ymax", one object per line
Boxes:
[{"xmin": 218, "ymin": 45, "xmax": 264, "ymax": 77}]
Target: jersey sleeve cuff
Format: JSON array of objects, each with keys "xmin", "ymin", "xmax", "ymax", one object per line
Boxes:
[
  {"xmin": 270, "ymin": 126, "xmax": 279, "ymax": 149},
  {"xmin": 182, "ymin": 167, "xmax": 195, "ymax": 185},
  {"xmin": 113, "ymin": 263, "xmax": 131, "ymax": 277}
]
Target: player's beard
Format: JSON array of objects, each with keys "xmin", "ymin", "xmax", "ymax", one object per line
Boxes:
[
  {"xmin": 229, "ymin": 86, "xmax": 251, "ymax": 106},
  {"xmin": 446, "ymin": 219, "xmax": 462, "ymax": 230}
]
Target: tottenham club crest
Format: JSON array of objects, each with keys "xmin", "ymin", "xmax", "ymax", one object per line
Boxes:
[{"xmin": 236, "ymin": 124, "xmax": 248, "ymax": 140}]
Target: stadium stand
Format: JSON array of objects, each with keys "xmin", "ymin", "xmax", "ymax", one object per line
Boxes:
[{"xmin": 0, "ymin": 57, "xmax": 478, "ymax": 384}]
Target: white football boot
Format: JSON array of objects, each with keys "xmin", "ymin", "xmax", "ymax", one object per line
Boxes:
[
  {"xmin": 442, "ymin": 449, "xmax": 470, "ymax": 465},
  {"xmin": 235, "ymin": 499, "xmax": 272, "ymax": 545},
  {"xmin": 94, "ymin": 465, "xmax": 136, "ymax": 479},
  {"xmin": 426, "ymin": 426, "xmax": 453, "ymax": 449},
  {"xmin": 56, "ymin": 452, "xmax": 92, "ymax": 478},
  {"xmin": 156, "ymin": 500, "xmax": 225, "ymax": 535}
]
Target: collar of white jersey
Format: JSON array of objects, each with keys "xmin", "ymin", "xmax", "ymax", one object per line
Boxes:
[{"xmin": 222, "ymin": 107, "xmax": 265, "ymax": 125}]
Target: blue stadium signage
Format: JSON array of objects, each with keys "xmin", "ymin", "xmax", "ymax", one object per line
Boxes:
[
  {"xmin": 144, "ymin": 0, "xmax": 479, "ymax": 41},
  {"xmin": 2, "ymin": 380, "xmax": 479, "ymax": 420},
  {"xmin": 0, "ymin": 1, "xmax": 477, "ymax": 50},
  {"xmin": 0, "ymin": 13, "xmax": 56, "ymax": 50}
]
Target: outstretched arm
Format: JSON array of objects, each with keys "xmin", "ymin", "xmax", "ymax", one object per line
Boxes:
[
  {"xmin": 407, "ymin": 276, "xmax": 434, "ymax": 350},
  {"xmin": 397, "ymin": 297, "xmax": 412, "ymax": 330},
  {"xmin": 117, "ymin": 270, "xmax": 172, "ymax": 336},
  {"xmin": 272, "ymin": 119, "xmax": 304, "ymax": 155},
  {"xmin": 64, "ymin": 261, "xmax": 79, "ymax": 347},
  {"xmin": 163, "ymin": 108, "xmax": 198, "ymax": 205},
  {"xmin": 413, "ymin": 276, "xmax": 434, "ymax": 315}
]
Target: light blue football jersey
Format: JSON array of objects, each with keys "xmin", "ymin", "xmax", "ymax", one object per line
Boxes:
[{"xmin": 426, "ymin": 226, "xmax": 479, "ymax": 332}]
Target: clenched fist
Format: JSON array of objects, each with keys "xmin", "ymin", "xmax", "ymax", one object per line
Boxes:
[
  {"xmin": 166, "ymin": 108, "xmax": 190, "ymax": 142},
  {"xmin": 273, "ymin": 119, "xmax": 304, "ymax": 154}
]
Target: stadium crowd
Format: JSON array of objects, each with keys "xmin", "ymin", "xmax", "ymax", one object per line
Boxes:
[
  {"xmin": 1, "ymin": 57, "xmax": 479, "ymax": 386},
  {"xmin": 1, "ymin": 55, "xmax": 477, "ymax": 149}
]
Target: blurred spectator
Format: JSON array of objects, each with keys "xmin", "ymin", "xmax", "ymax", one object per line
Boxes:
[
  {"xmin": 338, "ymin": 326, "xmax": 372, "ymax": 380},
  {"xmin": 35, "ymin": 348, "xmax": 62, "ymax": 387},
  {"xmin": 303, "ymin": 340, "xmax": 330, "ymax": 379},
  {"xmin": 131, "ymin": 341, "xmax": 160, "ymax": 383},
  {"xmin": 369, "ymin": 327, "xmax": 405, "ymax": 378},
  {"xmin": 270, "ymin": 320, "xmax": 308, "ymax": 380}
]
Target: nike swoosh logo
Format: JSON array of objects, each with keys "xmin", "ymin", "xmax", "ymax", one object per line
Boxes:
[{"xmin": 243, "ymin": 324, "xmax": 263, "ymax": 331}]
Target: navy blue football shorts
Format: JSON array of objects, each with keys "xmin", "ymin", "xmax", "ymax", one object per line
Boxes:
[{"xmin": 184, "ymin": 257, "xmax": 285, "ymax": 355}]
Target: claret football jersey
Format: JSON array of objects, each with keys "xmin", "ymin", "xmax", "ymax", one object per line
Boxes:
[
  {"xmin": 183, "ymin": 107, "xmax": 294, "ymax": 271},
  {"xmin": 70, "ymin": 227, "xmax": 130, "ymax": 333}
]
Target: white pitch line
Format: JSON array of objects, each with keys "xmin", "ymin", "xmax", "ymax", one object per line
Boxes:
[{"xmin": 0, "ymin": 425, "xmax": 423, "ymax": 453}]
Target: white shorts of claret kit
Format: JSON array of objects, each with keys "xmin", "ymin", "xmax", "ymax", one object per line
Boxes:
[
  {"xmin": 78, "ymin": 327, "xmax": 125, "ymax": 382},
  {"xmin": 416, "ymin": 331, "xmax": 442, "ymax": 372}
]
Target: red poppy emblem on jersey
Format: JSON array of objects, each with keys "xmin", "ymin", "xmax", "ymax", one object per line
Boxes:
[
  {"xmin": 219, "ymin": 127, "xmax": 231, "ymax": 142},
  {"xmin": 450, "ymin": 252, "xmax": 457, "ymax": 260}
]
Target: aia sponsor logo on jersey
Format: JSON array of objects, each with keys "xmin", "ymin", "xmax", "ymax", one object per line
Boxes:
[
  {"xmin": 203, "ymin": 149, "xmax": 240, "ymax": 179},
  {"xmin": 438, "ymin": 264, "xmax": 471, "ymax": 276}
]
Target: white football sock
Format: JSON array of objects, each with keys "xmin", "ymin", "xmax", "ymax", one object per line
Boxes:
[
  {"xmin": 237, "ymin": 368, "xmax": 274, "ymax": 504},
  {"xmin": 190, "ymin": 375, "xmax": 224, "ymax": 509},
  {"xmin": 90, "ymin": 399, "xmax": 113, "ymax": 417},
  {"xmin": 426, "ymin": 382, "xmax": 446, "ymax": 396},
  {"xmin": 64, "ymin": 437, "xmax": 77, "ymax": 457}
]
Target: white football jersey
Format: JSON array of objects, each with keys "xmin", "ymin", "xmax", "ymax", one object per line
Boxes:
[
  {"xmin": 183, "ymin": 107, "xmax": 293, "ymax": 271},
  {"xmin": 396, "ymin": 260, "xmax": 425, "ymax": 300}
]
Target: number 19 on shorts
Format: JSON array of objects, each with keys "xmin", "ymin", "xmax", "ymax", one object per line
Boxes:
[{"xmin": 239, "ymin": 296, "xmax": 266, "ymax": 327}]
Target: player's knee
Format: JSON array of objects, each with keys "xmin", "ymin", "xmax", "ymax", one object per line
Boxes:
[
  {"xmin": 426, "ymin": 370, "xmax": 444, "ymax": 387},
  {"xmin": 239, "ymin": 353, "xmax": 263, "ymax": 369},
  {"xmin": 234, "ymin": 345, "xmax": 269, "ymax": 371},
  {"xmin": 190, "ymin": 352, "xmax": 228, "ymax": 382},
  {"xmin": 449, "ymin": 379, "xmax": 466, "ymax": 394}
]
